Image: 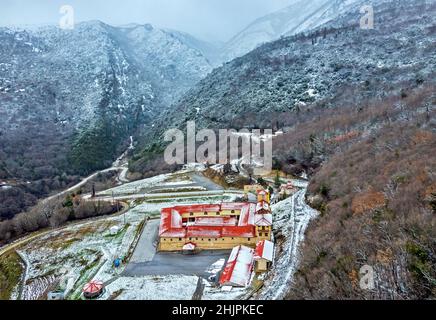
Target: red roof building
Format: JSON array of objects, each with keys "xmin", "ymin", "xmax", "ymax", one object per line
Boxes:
[
  {"xmin": 159, "ymin": 202, "xmax": 269, "ymax": 239},
  {"xmin": 83, "ymin": 280, "xmax": 104, "ymax": 299},
  {"xmin": 219, "ymin": 245, "xmax": 254, "ymax": 287},
  {"xmin": 254, "ymin": 240, "xmax": 274, "ymax": 272},
  {"xmin": 254, "ymin": 240, "xmax": 274, "ymax": 262},
  {"xmin": 158, "ymin": 197, "xmax": 273, "ymax": 251}
]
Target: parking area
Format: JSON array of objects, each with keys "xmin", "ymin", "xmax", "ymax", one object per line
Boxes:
[
  {"xmin": 123, "ymin": 250, "xmax": 230, "ymax": 278},
  {"xmin": 129, "ymin": 219, "xmax": 160, "ymax": 263},
  {"xmin": 124, "ymin": 217, "xmax": 230, "ymax": 278}
]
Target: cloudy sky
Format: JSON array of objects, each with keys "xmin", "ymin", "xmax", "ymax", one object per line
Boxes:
[{"xmin": 0, "ymin": 0, "xmax": 297, "ymax": 41}]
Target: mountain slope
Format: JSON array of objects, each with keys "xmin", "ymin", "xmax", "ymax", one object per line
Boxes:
[
  {"xmin": 132, "ymin": 0, "xmax": 436, "ymax": 299},
  {"xmin": 147, "ymin": 0, "xmax": 434, "ymax": 138},
  {"xmin": 221, "ymin": 0, "xmax": 360, "ymax": 61},
  {"xmin": 163, "ymin": 29, "xmax": 222, "ymax": 66},
  {"xmin": 0, "ymin": 21, "xmax": 212, "ymax": 218}
]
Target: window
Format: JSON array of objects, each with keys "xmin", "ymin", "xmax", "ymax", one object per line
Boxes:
[
  {"xmin": 170, "ymin": 239, "xmax": 173, "ymax": 241},
  {"xmin": 204, "ymin": 212, "xmax": 208, "ymax": 215},
  {"xmin": 190, "ymin": 212, "xmax": 193, "ymax": 216},
  {"xmin": 231, "ymin": 210, "xmax": 235, "ymax": 214},
  {"xmin": 216, "ymin": 212, "xmax": 220, "ymax": 215},
  {"xmin": 179, "ymin": 238, "xmax": 182, "ymax": 241},
  {"xmin": 208, "ymin": 239, "xmax": 211, "ymax": 242},
  {"xmin": 248, "ymin": 238, "xmax": 251, "ymax": 241}
]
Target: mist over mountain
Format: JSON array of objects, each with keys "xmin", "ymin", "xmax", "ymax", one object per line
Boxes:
[
  {"xmin": 220, "ymin": 0, "xmax": 362, "ymax": 61},
  {"xmin": 0, "ymin": 0, "xmax": 434, "ymax": 301}
]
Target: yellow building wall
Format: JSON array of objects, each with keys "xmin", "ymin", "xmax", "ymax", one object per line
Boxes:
[
  {"xmin": 158, "ymin": 236, "xmax": 259, "ymax": 251},
  {"xmin": 255, "ymin": 226, "xmax": 272, "ymax": 241},
  {"xmin": 256, "ymin": 259, "xmax": 268, "ymax": 272},
  {"xmin": 180, "ymin": 210, "xmax": 241, "ymax": 219},
  {"xmin": 219, "ymin": 209, "xmax": 241, "ymax": 216}
]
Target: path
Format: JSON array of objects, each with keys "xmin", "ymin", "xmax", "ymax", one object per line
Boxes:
[
  {"xmin": 44, "ymin": 137, "xmax": 134, "ymax": 203},
  {"xmin": 190, "ymin": 173, "xmax": 223, "ymax": 191},
  {"xmin": 258, "ymin": 188, "xmax": 318, "ymax": 300},
  {"xmin": 192, "ymin": 277, "xmax": 205, "ymax": 300},
  {"xmin": 15, "ymin": 250, "xmax": 29, "ymax": 300},
  {"xmin": 87, "ymin": 190, "xmax": 237, "ymax": 202},
  {"xmin": 129, "ymin": 219, "xmax": 159, "ymax": 263},
  {"xmin": 44, "ymin": 167, "xmax": 124, "ymax": 203}
]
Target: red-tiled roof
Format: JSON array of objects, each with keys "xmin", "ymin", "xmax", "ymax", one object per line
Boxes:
[
  {"xmin": 219, "ymin": 245, "xmax": 254, "ymax": 287},
  {"xmin": 254, "ymin": 214, "xmax": 273, "ymax": 226},
  {"xmin": 238, "ymin": 203, "xmax": 256, "ymax": 226},
  {"xmin": 160, "ymin": 202, "xmax": 263, "ymax": 239},
  {"xmin": 195, "ymin": 216, "xmax": 238, "ymax": 226},
  {"xmin": 256, "ymin": 200, "xmax": 271, "ymax": 213},
  {"xmin": 186, "ymin": 226, "xmax": 223, "ymax": 238},
  {"xmin": 173, "ymin": 204, "xmax": 221, "ymax": 214},
  {"xmin": 220, "ymin": 202, "xmax": 247, "ymax": 210},
  {"xmin": 254, "ymin": 240, "xmax": 274, "ymax": 262},
  {"xmin": 222, "ymin": 226, "xmax": 255, "ymax": 238},
  {"xmin": 159, "ymin": 208, "xmax": 186, "ymax": 237},
  {"xmin": 83, "ymin": 280, "xmax": 104, "ymax": 294}
]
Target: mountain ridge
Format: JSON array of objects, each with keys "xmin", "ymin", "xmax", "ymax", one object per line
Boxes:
[
  {"xmin": 0, "ymin": 20, "xmax": 214, "ymax": 218},
  {"xmin": 220, "ymin": 0, "xmax": 362, "ymax": 61}
]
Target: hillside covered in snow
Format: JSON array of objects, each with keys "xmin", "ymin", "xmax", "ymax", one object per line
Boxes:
[
  {"xmin": 0, "ymin": 21, "xmax": 213, "ymax": 218},
  {"xmin": 220, "ymin": 0, "xmax": 362, "ymax": 61},
  {"xmin": 132, "ymin": 0, "xmax": 436, "ymax": 299}
]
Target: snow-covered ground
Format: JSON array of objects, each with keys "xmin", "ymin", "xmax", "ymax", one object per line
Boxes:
[
  {"xmin": 10, "ymin": 169, "xmax": 242, "ymax": 300},
  {"xmin": 256, "ymin": 188, "xmax": 318, "ymax": 299},
  {"xmin": 7, "ymin": 165, "xmax": 317, "ymax": 300},
  {"xmin": 15, "ymin": 208, "xmax": 145, "ymax": 300},
  {"xmin": 97, "ymin": 171, "xmax": 195, "ymax": 196},
  {"xmin": 101, "ymin": 275, "xmax": 199, "ymax": 300}
]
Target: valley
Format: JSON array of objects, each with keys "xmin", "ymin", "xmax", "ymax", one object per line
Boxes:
[
  {"xmin": 0, "ymin": 162, "xmax": 313, "ymax": 300},
  {"xmin": 0, "ymin": 0, "xmax": 435, "ymax": 301}
]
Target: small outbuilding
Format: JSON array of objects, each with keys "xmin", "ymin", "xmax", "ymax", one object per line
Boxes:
[
  {"xmin": 109, "ymin": 226, "xmax": 120, "ymax": 236},
  {"xmin": 182, "ymin": 242, "xmax": 197, "ymax": 255},
  {"xmin": 219, "ymin": 245, "xmax": 254, "ymax": 287},
  {"xmin": 83, "ymin": 280, "xmax": 104, "ymax": 299},
  {"xmin": 254, "ymin": 240, "xmax": 274, "ymax": 272}
]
